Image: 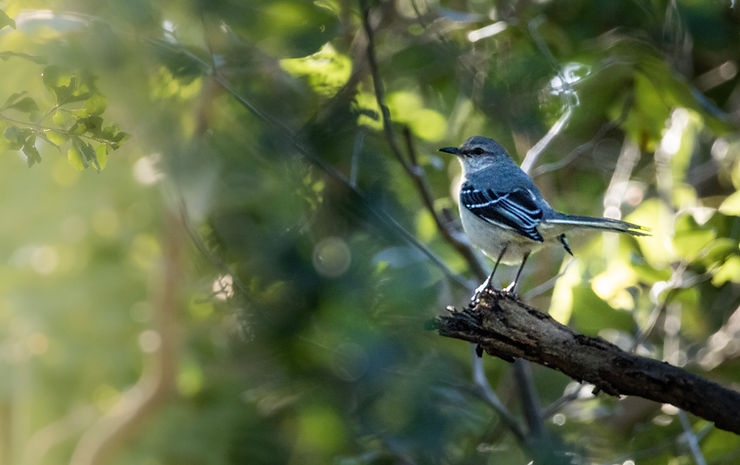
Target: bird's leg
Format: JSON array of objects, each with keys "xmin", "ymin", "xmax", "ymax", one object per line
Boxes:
[
  {"xmin": 559, "ymin": 233, "xmax": 573, "ymax": 256},
  {"xmin": 504, "ymin": 252, "xmax": 530, "ymax": 296},
  {"xmin": 471, "ymin": 245, "xmax": 508, "ymax": 303}
]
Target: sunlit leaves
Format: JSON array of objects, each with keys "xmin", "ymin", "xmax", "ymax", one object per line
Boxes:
[
  {"xmin": 3, "ymin": 126, "xmax": 41, "ymax": 166},
  {"xmin": 353, "ymin": 92, "xmax": 382, "ymax": 130},
  {"xmin": 3, "ymin": 125, "xmax": 31, "ymax": 150},
  {"xmin": 67, "ymin": 137, "xmax": 103, "ymax": 171},
  {"xmin": 280, "ymin": 43, "xmax": 351, "ymax": 96},
  {"xmin": 149, "ymin": 65, "xmax": 203, "ymax": 100},
  {"xmin": 221, "ymin": 0, "xmax": 340, "ymax": 57},
  {"xmin": 22, "ymin": 134, "xmax": 41, "ymax": 165},
  {"xmin": 712, "ymin": 255, "xmax": 740, "ymax": 286},
  {"xmin": 0, "ymin": 9, "xmax": 14, "ymax": 30},
  {"xmin": 591, "ymin": 260, "xmax": 638, "ymax": 310},
  {"xmin": 351, "ymin": 90, "xmax": 447, "ymax": 141},
  {"xmin": 83, "ymin": 93, "xmax": 107, "ymax": 116},
  {"xmin": 672, "ymin": 214, "xmax": 716, "ymax": 261},
  {"xmin": 42, "ymin": 65, "xmax": 95, "ymax": 106},
  {"xmin": 621, "ymin": 73, "xmax": 671, "ymax": 152},
  {"xmin": 2, "ymin": 92, "xmax": 39, "ymax": 114},
  {"xmin": 67, "ymin": 144, "xmax": 85, "ymax": 171},
  {"xmin": 718, "ymin": 191, "xmax": 740, "ymax": 215},
  {"xmin": 548, "ymin": 259, "xmax": 583, "ymax": 324},
  {"xmin": 0, "ymin": 63, "xmax": 127, "ymax": 170},
  {"xmin": 1, "ymin": 1, "xmax": 736, "ymax": 464},
  {"xmin": 387, "ymin": 91, "xmax": 446, "ymax": 142},
  {"xmin": 151, "ymin": 42, "xmax": 207, "ymax": 83}
]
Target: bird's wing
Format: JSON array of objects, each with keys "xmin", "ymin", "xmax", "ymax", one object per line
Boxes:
[{"xmin": 460, "ymin": 182, "xmax": 544, "ymax": 242}]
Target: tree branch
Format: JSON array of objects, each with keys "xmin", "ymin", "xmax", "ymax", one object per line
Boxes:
[
  {"xmin": 359, "ymin": 1, "xmax": 487, "ymax": 280},
  {"xmin": 69, "ymin": 211, "xmax": 181, "ymax": 465},
  {"xmin": 470, "ymin": 347, "xmax": 526, "ymax": 442},
  {"xmin": 434, "ymin": 291, "xmax": 740, "ymax": 435},
  {"xmin": 401, "ymin": 128, "xmax": 487, "ymax": 279}
]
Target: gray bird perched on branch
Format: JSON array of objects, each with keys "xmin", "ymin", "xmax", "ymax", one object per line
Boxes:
[{"xmin": 440, "ymin": 136, "xmax": 648, "ymax": 298}]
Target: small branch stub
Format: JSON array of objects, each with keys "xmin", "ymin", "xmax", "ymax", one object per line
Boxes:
[{"xmin": 434, "ymin": 290, "xmax": 740, "ymax": 435}]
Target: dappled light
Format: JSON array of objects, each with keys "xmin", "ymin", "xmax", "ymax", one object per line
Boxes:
[{"xmin": 0, "ymin": 1, "xmax": 737, "ymax": 465}]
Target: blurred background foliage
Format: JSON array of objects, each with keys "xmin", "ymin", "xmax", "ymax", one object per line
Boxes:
[{"xmin": 0, "ymin": 0, "xmax": 738, "ymax": 464}]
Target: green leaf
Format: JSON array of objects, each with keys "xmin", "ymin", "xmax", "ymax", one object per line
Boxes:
[
  {"xmin": 0, "ymin": 9, "xmax": 15, "ymax": 30},
  {"xmin": 217, "ymin": 0, "xmax": 340, "ymax": 58},
  {"xmin": 100, "ymin": 125, "xmax": 128, "ymax": 149},
  {"xmin": 84, "ymin": 94, "xmax": 107, "ymax": 116},
  {"xmin": 42, "ymin": 66, "xmax": 95, "ymax": 105},
  {"xmin": 77, "ymin": 139, "xmax": 100, "ymax": 171},
  {"xmin": 4, "ymin": 126, "xmax": 32, "ymax": 150},
  {"xmin": 95, "ymin": 144, "xmax": 108, "ymax": 170},
  {"xmin": 51, "ymin": 110, "xmax": 69, "ymax": 128},
  {"xmin": 718, "ymin": 191, "xmax": 740, "ymax": 216},
  {"xmin": 6, "ymin": 96, "xmax": 39, "ymax": 114},
  {"xmin": 36, "ymin": 132, "xmax": 59, "ymax": 149},
  {"xmin": 67, "ymin": 145, "xmax": 86, "ymax": 171},
  {"xmin": 673, "ymin": 228, "xmax": 716, "ymax": 261},
  {"xmin": 152, "ymin": 42, "xmax": 207, "ymax": 82},
  {"xmin": 22, "ymin": 135, "xmax": 42, "ymax": 166},
  {"xmin": 2, "ymin": 91, "xmax": 27, "ymax": 109},
  {"xmin": 698, "ymin": 238, "xmax": 737, "ymax": 269},
  {"xmin": 70, "ymin": 116, "xmax": 103, "ymax": 136},
  {"xmin": 712, "ymin": 255, "xmax": 740, "ymax": 287},
  {"xmin": 42, "ymin": 66, "xmax": 71, "ymax": 101},
  {"xmin": 45, "ymin": 131, "xmax": 69, "ymax": 146}
]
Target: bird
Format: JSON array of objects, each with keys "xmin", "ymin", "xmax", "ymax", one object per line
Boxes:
[{"xmin": 440, "ymin": 136, "xmax": 648, "ymax": 299}]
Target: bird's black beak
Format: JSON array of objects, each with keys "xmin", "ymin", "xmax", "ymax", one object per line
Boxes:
[{"xmin": 439, "ymin": 147, "xmax": 460, "ymax": 155}]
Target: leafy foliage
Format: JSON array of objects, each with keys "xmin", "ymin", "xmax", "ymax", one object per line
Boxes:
[
  {"xmin": 0, "ymin": 1, "xmax": 739, "ymax": 465},
  {"xmin": 0, "ymin": 38, "xmax": 126, "ymax": 168}
]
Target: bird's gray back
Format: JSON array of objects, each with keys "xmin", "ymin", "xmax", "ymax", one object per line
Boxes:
[{"xmin": 466, "ymin": 158, "xmax": 541, "ymax": 195}]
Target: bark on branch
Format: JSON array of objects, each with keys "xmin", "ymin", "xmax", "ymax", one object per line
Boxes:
[{"xmin": 433, "ymin": 290, "xmax": 740, "ymax": 435}]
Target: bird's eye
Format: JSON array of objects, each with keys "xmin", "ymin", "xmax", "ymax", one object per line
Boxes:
[{"xmin": 471, "ymin": 147, "xmax": 484, "ymax": 155}]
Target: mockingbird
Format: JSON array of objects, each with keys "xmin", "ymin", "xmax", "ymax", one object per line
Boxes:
[{"xmin": 440, "ymin": 136, "xmax": 648, "ymax": 297}]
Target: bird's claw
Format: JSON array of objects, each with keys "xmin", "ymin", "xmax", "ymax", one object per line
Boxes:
[
  {"xmin": 469, "ymin": 278, "xmax": 493, "ymax": 305},
  {"xmin": 502, "ymin": 281, "xmax": 518, "ymax": 297}
]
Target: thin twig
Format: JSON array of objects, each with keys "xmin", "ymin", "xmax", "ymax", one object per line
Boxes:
[
  {"xmin": 359, "ymin": 0, "xmax": 411, "ymax": 171},
  {"xmin": 540, "ymin": 387, "xmax": 587, "ymax": 420},
  {"xmin": 697, "ymin": 304, "xmax": 740, "ymax": 370},
  {"xmin": 0, "ymin": 113, "xmax": 119, "ymax": 147},
  {"xmin": 519, "ymin": 17, "xmax": 576, "ymax": 174},
  {"xmin": 402, "ymin": 128, "xmax": 487, "ymax": 278},
  {"xmin": 532, "ymin": 95, "xmax": 633, "ymax": 177},
  {"xmin": 523, "ymin": 257, "xmax": 575, "ymax": 300},
  {"xmin": 520, "ymin": 108, "xmax": 573, "ymax": 175},
  {"xmin": 596, "ymin": 423, "xmax": 713, "ymax": 465},
  {"xmin": 603, "ymin": 135, "xmax": 641, "ymax": 220},
  {"xmin": 176, "ymin": 196, "xmax": 251, "ymax": 300},
  {"xmin": 630, "ymin": 263, "xmax": 686, "ymax": 352},
  {"xmin": 471, "ymin": 347, "xmax": 526, "ymax": 442},
  {"xmin": 678, "ymin": 410, "xmax": 708, "ymax": 465},
  {"xmin": 360, "ymin": 1, "xmax": 487, "ymax": 280},
  {"xmin": 350, "ymin": 129, "xmax": 366, "ymax": 187},
  {"xmin": 512, "ymin": 359, "xmax": 545, "ymax": 439},
  {"xmin": 631, "ymin": 265, "xmax": 712, "ymax": 353}
]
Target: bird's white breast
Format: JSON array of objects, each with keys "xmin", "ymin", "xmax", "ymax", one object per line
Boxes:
[{"xmin": 460, "ymin": 207, "xmax": 545, "ymax": 265}]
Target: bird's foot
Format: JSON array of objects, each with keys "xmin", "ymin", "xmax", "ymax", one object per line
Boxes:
[
  {"xmin": 469, "ymin": 279, "xmax": 495, "ymax": 306},
  {"xmin": 502, "ymin": 281, "xmax": 519, "ymax": 298}
]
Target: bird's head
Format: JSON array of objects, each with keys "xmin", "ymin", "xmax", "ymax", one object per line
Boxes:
[{"xmin": 439, "ymin": 136, "xmax": 511, "ymax": 173}]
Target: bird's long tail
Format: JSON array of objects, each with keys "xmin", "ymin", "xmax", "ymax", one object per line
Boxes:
[{"xmin": 546, "ymin": 214, "xmax": 649, "ymax": 236}]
